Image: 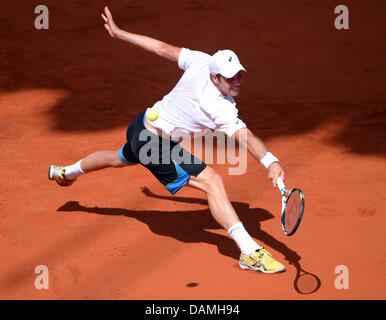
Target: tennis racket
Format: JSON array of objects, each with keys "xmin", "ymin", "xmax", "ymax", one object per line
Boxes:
[{"xmin": 276, "ymin": 177, "xmax": 305, "ymax": 236}]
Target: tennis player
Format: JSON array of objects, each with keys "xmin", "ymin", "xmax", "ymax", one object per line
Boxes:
[{"xmin": 49, "ymin": 7, "xmax": 286, "ymax": 273}]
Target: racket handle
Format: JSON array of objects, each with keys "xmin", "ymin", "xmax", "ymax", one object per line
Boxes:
[{"xmin": 277, "ymin": 177, "xmax": 286, "ymax": 194}]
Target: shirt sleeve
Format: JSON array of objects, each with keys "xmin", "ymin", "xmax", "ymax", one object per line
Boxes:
[
  {"xmin": 178, "ymin": 48, "xmax": 211, "ymax": 71},
  {"xmin": 212, "ymin": 100, "xmax": 247, "ymax": 138}
]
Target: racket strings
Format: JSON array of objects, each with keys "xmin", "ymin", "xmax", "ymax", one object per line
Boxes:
[{"xmin": 284, "ymin": 189, "xmax": 303, "ymax": 234}]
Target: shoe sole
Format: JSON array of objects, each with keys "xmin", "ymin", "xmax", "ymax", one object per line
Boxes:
[
  {"xmin": 239, "ymin": 261, "xmax": 286, "ymax": 274},
  {"xmin": 48, "ymin": 165, "xmax": 55, "ymax": 180}
]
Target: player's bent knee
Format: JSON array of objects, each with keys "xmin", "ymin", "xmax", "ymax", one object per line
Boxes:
[
  {"xmin": 208, "ymin": 173, "xmax": 224, "ymax": 194},
  {"xmin": 192, "ymin": 166, "xmax": 223, "ymax": 194}
]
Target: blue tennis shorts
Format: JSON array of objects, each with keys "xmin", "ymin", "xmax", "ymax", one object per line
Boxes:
[{"xmin": 119, "ymin": 111, "xmax": 206, "ymax": 194}]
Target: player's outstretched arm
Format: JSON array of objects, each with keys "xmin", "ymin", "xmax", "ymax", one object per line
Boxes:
[
  {"xmin": 101, "ymin": 6, "xmax": 181, "ymax": 62},
  {"xmin": 234, "ymin": 128, "xmax": 285, "ymax": 187}
]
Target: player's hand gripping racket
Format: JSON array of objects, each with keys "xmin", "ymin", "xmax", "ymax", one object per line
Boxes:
[{"xmin": 276, "ymin": 177, "xmax": 305, "ymax": 236}]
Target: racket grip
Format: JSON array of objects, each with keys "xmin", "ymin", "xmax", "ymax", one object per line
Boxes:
[{"xmin": 276, "ymin": 177, "xmax": 286, "ymax": 194}]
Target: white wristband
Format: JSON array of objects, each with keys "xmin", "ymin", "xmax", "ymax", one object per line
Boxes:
[{"xmin": 260, "ymin": 152, "xmax": 279, "ymax": 169}]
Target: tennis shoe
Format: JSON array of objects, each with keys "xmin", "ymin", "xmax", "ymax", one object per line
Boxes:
[
  {"xmin": 239, "ymin": 247, "xmax": 285, "ymax": 273},
  {"xmin": 48, "ymin": 165, "xmax": 76, "ymax": 187}
]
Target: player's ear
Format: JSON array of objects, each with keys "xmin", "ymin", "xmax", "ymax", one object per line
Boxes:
[{"xmin": 210, "ymin": 73, "xmax": 219, "ymax": 84}]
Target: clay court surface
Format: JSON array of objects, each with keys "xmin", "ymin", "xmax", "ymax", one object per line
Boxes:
[{"xmin": 0, "ymin": 0, "xmax": 385, "ymax": 300}]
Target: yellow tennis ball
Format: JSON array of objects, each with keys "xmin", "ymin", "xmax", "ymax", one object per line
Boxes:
[{"xmin": 146, "ymin": 108, "xmax": 159, "ymax": 121}]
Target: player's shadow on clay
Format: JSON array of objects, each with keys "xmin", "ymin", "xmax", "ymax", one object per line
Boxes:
[{"xmin": 58, "ymin": 187, "xmax": 321, "ymax": 294}]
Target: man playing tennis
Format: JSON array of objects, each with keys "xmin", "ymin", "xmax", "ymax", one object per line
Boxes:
[{"xmin": 49, "ymin": 7, "xmax": 286, "ymax": 273}]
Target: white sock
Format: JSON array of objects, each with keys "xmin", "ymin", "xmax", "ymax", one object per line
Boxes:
[
  {"xmin": 64, "ymin": 160, "xmax": 85, "ymax": 180},
  {"xmin": 228, "ymin": 222, "xmax": 260, "ymax": 256}
]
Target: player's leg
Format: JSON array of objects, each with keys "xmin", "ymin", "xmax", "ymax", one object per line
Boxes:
[
  {"xmin": 187, "ymin": 166, "xmax": 240, "ymax": 230},
  {"xmin": 188, "ymin": 166, "xmax": 285, "ymax": 273},
  {"xmin": 49, "ymin": 112, "xmax": 143, "ymax": 187},
  {"xmin": 49, "ymin": 146, "xmax": 135, "ymax": 186},
  {"xmin": 187, "ymin": 166, "xmax": 259, "ymax": 252},
  {"xmin": 78, "ymin": 150, "xmax": 128, "ymax": 173}
]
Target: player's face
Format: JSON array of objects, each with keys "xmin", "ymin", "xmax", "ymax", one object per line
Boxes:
[{"xmin": 217, "ymin": 71, "xmax": 243, "ymax": 97}]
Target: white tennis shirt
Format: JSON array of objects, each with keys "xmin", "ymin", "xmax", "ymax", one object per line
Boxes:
[{"xmin": 147, "ymin": 48, "xmax": 246, "ymax": 140}]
